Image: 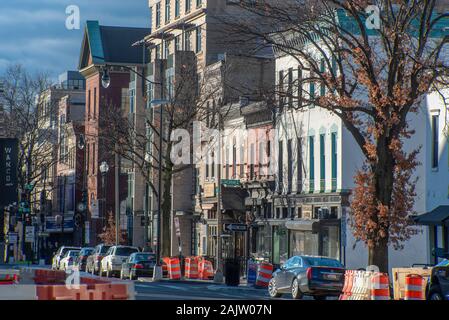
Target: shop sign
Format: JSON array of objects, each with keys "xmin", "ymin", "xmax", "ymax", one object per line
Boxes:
[{"xmin": 203, "ymin": 183, "xmax": 216, "ymax": 198}]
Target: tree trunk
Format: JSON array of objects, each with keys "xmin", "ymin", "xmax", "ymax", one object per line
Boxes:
[
  {"xmin": 370, "ymin": 135, "xmax": 394, "ymax": 273},
  {"xmin": 161, "ymin": 167, "xmax": 172, "ymax": 257},
  {"xmin": 368, "ymin": 238, "xmax": 389, "ymax": 273}
]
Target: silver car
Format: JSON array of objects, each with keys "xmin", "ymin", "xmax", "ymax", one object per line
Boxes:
[{"xmin": 100, "ymin": 246, "xmax": 139, "ymax": 278}]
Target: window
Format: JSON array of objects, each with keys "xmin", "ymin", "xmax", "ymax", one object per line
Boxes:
[
  {"xmin": 225, "ymin": 148, "xmax": 230, "ymax": 179},
  {"xmin": 432, "ymin": 115, "xmax": 439, "ymax": 169},
  {"xmin": 288, "ymin": 68, "xmax": 293, "ymax": 108},
  {"xmin": 297, "ymin": 68, "xmax": 303, "ymax": 108},
  {"xmin": 278, "ymin": 141, "xmax": 283, "ymax": 191},
  {"xmin": 309, "ymin": 76, "xmax": 315, "ymax": 108},
  {"xmin": 287, "ymin": 139, "xmax": 293, "ymax": 193},
  {"xmin": 196, "ymin": 26, "xmax": 202, "ymax": 53},
  {"xmin": 155, "ymin": 45, "xmax": 161, "ymax": 60},
  {"xmin": 205, "ymin": 155, "xmax": 209, "ymax": 179},
  {"xmin": 278, "ymin": 70, "xmax": 284, "ymax": 112},
  {"xmin": 87, "ymin": 90, "xmax": 91, "ymax": 119},
  {"xmin": 185, "ymin": 0, "xmax": 191, "ymax": 13},
  {"xmin": 156, "ymin": 2, "xmax": 161, "ymax": 27},
  {"xmin": 331, "ymin": 132, "xmax": 337, "ymax": 191},
  {"xmin": 211, "ymin": 152, "xmax": 215, "ymax": 178},
  {"xmin": 129, "ymin": 89, "xmax": 135, "ymax": 114},
  {"xmin": 196, "ymin": 0, "xmax": 202, "ymax": 7},
  {"xmin": 320, "ymin": 59, "xmax": 326, "ymax": 96},
  {"xmin": 309, "ymin": 136, "xmax": 315, "ymax": 192},
  {"xmin": 175, "ymin": 0, "xmax": 180, "ymax": 17},
  {"xmin": 165, "ymin": 0, "xmax": 171, "ymax": 23},
  {"xmin": 250, "ymin": 143, "xmax": 255, "ymax": 180},
  {"xmin": 297, "ymin": 138, "xmax": 303, "ymax": 193},
  {"xmin": 174, "ymin": 35, "xmax": 181, "ymax": 51},
  {"xmin": 185, "ymin": 30, "xmax": 192, "ymax": 51},
  {"xmin": 320, "ymin": 134, "xmax": 325, "ymax": 192},
  {"xmin": 240, "ymin": 145, "xmax": 244, "ymax": 177},
  {"xmin": 93, "ymin": 87, "xmax": 97, "ymax": 119}
]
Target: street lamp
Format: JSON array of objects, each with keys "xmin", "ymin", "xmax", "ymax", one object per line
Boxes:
[
  {"xmin": 100, "ymin": 161, "xmax": 109, "ymax": 230},
  {"xmin": 101, "ymin": 68, "xmax": 111, "ymax": 89},
  {"xmin": 77, "ymin": 134, "xmax": 87, "ymax": 246},
  {"xmin": 97, "ymin": 41, "xmax": 167, "ymax": 280}
]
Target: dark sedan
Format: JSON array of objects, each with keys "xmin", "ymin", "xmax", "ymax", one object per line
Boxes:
[
  {"xmin": 426, "ymin": 259, "xmax": 449, "ymax": 300},
  {"xmin": 268, "ymin": 255, "xmax": 345, "ymax": 300},
  {"xmin": 75, "ymin": 247, "xmax": 94, "ymax": 272},
  {"xmin": 120, "ymin": 252, "xmax": 156, "ymax": 280}
]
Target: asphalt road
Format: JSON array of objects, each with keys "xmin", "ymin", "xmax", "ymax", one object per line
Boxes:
[{"xmin": 0, "ymin": 264, "xmax": 316, "ymax": 300}]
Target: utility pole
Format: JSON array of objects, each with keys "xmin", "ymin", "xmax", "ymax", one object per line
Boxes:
[
  {"xmin": 214, "ymin": 109, "xmax": 224, "ymax": 283},
  {"xmin": 115, "ymin": 150, "xmax": 120, "ymax": 245}
]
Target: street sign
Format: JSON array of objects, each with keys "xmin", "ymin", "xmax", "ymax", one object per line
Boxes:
[
  {"xmin": 37, "ymin": 232, "xmax": 50, "ymax": 238},
  {"xmin": 25, "ymin": 226, "xmax": 35, "ymax": 243},
  {"xmin": 221, "ymin": 179, "xmax": 241, "ymax": 187},
  {"xmin": 7, "ymin": 232, "xmax": 18, "ymax": 244},
  {"xmin": 224, "ymin": 223, "xmax": 248, "ymax": 232}
]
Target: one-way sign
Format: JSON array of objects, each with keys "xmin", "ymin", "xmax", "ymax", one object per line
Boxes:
[{"xmin": 224, "ymin": 223, "xmax": 248, "ymax": 232}]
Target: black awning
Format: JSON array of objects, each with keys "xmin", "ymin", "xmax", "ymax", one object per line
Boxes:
[
  {"xmin": 222, "ymin": 186, "xmax": 249, "ymax": 213},
  {"xmin": 414, "ymin": 205, "xmax": 449, "ymax": 226}
]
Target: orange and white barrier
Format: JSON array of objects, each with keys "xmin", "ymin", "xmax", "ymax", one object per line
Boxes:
[
  {"xmin": 404, "ymin": 274, "xmax": 424, "ymax": 300},
  {"xmin": 255, "ymin": 262, "xmax": 273, "ymax": 288},
  {"xmin": 168, "ymin": 257, "xmax": 181, "ymax": 280},
  {"xmin": 185, "ymin": 257, "xmax": 199, "ymax": 279},
  {"xmin": 371, "ymin": 272, "xmax": 390, "ymax": 300},
  {"xmin": 339, "ymin": 270, "xmax": 355, "ymax": 300},
  {"xmin": 198, "ymin": 258, "xmax": 214, "ymax": 280}
]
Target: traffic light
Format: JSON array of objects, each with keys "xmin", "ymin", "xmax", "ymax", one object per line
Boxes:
[{"xmin": 74, "ymin": 213, "xmax": 84, "ymax": 228}]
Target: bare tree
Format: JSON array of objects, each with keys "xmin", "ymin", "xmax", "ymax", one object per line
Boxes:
[
  {"xmin": 220, "ymin": 0, "xmax": 449, "ymax": 272},
  {"xmin": 0, "ymin": 65, "xmax": 61, "ymax": 208}
]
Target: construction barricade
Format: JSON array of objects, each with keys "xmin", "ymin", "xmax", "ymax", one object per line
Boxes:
[
  {"xmin": 255, "ymin": 262, "xmax": 273, "ymax": 288},
  {"xmin": 340, "ymin": 270, "xmax": 392, "ymax": 300},
  {"xmin": 339, "ymin": 270, "xmax": 355, "ymax": 300},
  {"xmin": 392, "ymin": 267, "xmax": 431, "ymax": 300},
  {"xmin": 371, "ymin": 272, "xmax": 390, "ymax": 300},
  {"xmin": 0, "ymin": 274, "xmax": 19, "ymax": 285},
  {"xmin": 162, "ymin": 257, "xmax": 170, "ymax": 278},
  {"xmin": 185, "ymin": 256, "xmax": 199, "ymax": 279},
  {"xmin": 167, "ymin": 257, "xmax": 181, "ymax": 280},
  {"xmin": 404, "ymin": 274, "xmax": 424, "ymax": 300},
  {"xmin": 198, "ymin": 257, "xmax": 214, "ymax": 280}
]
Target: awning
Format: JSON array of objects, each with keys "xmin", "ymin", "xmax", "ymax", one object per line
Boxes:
[
  {"xmin": 414, "ymin": 205, "xmax": 449, "ymax": 226},
  {"xmin": 285, "ymin": 219, "xmax": 320, "ymax": 232},
  {"xmin": 222, "ymin": 186, "xmax": 249, "ymax": 213}
]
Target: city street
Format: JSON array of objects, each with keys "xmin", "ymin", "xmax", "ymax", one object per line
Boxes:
[{"xmin": 0, "ymin": 264, "xmax": 317, "ymax": 300}]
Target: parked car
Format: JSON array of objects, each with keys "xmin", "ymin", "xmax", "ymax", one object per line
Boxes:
[
  {"xmin": 59, "ymin": 250, "xmax": 81, "ymax": 271},
  {"xmin": 86, "ymin": 244, "xmax": 112, "ymax": 275},
  {"xmin": 100, "ymin": 246, "xmax": 140, "ymax": 278},
  {"xmin": 51, "ymin": 246, "xmax": 81, "ymax": 270},
  {"xmin": 426, "ymin": 259, "xmax": 449, "ymax": 300},
  {"xmin": 75, "ymin": 247, "xmax": 94, "ymax": 272},
  {"xmin": 268, "ymin": 255, "xmax": 345, "ymax": 300},
  {"xmin": 120, "ymin": 252, "xmax": 156, "ymax": 280}
]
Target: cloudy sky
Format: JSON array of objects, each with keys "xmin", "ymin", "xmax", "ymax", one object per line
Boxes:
[{"xmin": 0, "ymin": 0, "xmax": 149, "ymax": 79}]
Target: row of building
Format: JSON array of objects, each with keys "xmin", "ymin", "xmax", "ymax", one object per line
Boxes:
[{"xmin": 4, "ymin": 0, "xmax": 449, "ymax": 270}]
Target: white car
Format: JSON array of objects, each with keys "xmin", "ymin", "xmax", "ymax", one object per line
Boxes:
[
  {"xmin": 52, "ymin": 246, "xmax": 81, "ymax": 270},
  {"xmin": 59, "ymin": 250, "xmax": 81, "ymax": 271},
  {"xmin": 100, "ymin": 246, "xmax": 139, "ymax": 277}
]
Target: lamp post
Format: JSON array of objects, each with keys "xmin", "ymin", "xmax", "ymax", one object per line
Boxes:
[
  {"xmin": 98, "ymin": 38, "xmax": 166, "ymax": 280},
  {"xmin": 99, "ymin": 161, "xmax": 109, "ymax": 232},
  {"xmin": 77, "ymin": 134, "xmax": 87, "ymax": 246}
]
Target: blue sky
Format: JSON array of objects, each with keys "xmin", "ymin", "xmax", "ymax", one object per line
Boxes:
[{"xmin": 0, "ymin": 0, "xmax": 149, "ymax": 78}]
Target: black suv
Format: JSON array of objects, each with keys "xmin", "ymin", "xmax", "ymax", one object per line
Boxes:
[{"xmin": 426, "ymin": 259, "xmax": 449, "ymax": 300}]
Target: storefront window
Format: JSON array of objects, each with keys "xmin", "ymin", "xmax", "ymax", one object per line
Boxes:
[
  {"xmin": 273, "ymin": 226, "xmax": 288, "ymax": 265},
  {"xmin": 320, "ymin": 225, "xmax": 340, "ymax": 260},
  {"xmin": 290, "ymin": 230, "xmax": 319, "ymax": 257},
  {"xmin": 255, "ymin": 225, "xmax": 271, "ymax": 261}
]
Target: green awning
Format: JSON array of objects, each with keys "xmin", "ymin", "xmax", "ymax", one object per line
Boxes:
[{"xmin": 414, "ymin": 206, "xmax": 449, "ymax": 226}]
